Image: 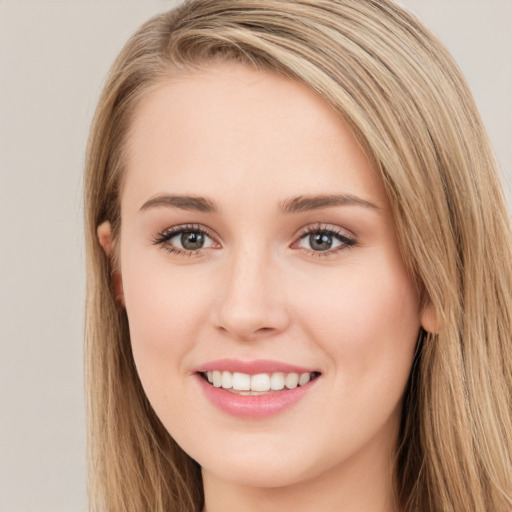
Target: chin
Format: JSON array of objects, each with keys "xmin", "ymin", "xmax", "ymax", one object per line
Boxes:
[
  {"xmin": 202, "ymin": 460, "xmax": 313, "ymax": 489},
  {"xmin": 195, "ymin": 437, "xmax": 338, "ymax": 490}
]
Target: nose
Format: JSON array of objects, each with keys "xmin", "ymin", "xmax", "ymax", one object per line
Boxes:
[{"xmin": 211, "ymin": 246, "xmax": 290, "ymax": 341}]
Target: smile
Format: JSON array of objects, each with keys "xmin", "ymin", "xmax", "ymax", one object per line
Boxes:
[
  {"xmin": 202, "ymin": 370, "xmax": 320, "ymax": 394},
  {"xmin": 194, "ymin": 360, "xmax": 321, "ymax": 419}
]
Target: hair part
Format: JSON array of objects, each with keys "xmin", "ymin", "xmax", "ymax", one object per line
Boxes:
[{"xmin": 84, "ymin": 1, "xmax": 512, "ymax": 510}]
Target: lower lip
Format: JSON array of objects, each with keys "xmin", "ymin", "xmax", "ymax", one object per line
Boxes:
[{"xmin": 195, "ymin": 374, "xmax": 318, "ymax": 419}]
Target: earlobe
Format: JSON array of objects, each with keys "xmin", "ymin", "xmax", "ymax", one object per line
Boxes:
[
  {"xmin": 96, "ymin": 221, "xmax": 125, "ymax": 307},
  {"xmin": 420, "ymin": 303, "xmax": 439, "ymax": 334}
]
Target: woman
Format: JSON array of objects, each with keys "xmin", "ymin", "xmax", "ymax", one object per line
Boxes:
[{"xmin": 84, "ymin": 1, "xmax": 512, "ymax": 511}]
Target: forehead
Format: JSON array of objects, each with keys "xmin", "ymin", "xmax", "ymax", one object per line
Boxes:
[{"xmin": 122, "ymin": 62, "xmax": 386, "ymax": 211}]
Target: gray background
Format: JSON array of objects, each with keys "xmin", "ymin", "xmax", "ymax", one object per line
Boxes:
[{"xmin": 0, "ymin": 1, "xmax": 510, "ymax": 511}]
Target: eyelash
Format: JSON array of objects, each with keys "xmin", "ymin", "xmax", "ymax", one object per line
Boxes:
[
  {"xmin": 152, "ymin": 223, "xmax": 357, "ymax": 258},
  {"xmin": 151, "ymin": 224, "xmax": 216, "ymax": 257},
  {"xmin": 294, "ymin": 224, "xmax": 357, "ymax": 258}
]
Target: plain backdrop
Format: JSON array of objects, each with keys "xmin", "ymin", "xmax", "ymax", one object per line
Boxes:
[{"xmin": 0, "ymin": 1, "xmax": 510, "ymax": 511}]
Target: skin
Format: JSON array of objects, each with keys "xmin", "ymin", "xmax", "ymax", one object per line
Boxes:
[{"xmin": 98, "ymin": 62, "xmax": 434, "ymax": 512}]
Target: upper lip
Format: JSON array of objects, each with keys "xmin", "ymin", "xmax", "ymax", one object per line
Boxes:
[{"xmin": 194, "ymin": 358, "xmax": 319, "ymax": 375}]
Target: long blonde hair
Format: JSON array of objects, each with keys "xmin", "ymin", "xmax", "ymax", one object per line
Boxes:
[{"xmin": 84, "ymin": 1, "xmax": 512, "ymax": 510}]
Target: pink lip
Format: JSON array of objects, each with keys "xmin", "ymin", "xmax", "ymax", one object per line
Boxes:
[
  {"xmin": 194, "ymin": 358, "xmax": 316, "ymax": 375},
  {"xmin": 193, "ymin": 359, "xmax": 320, "ymax": 419}
]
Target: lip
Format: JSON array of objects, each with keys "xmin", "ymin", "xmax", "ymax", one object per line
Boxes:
[
  {"xmin": 194, "ymin": 358, "xmax": 317, "ymax": 375},
  {"xmin": 193, "ymin": 359, "xmax": 320, "ymax": 419}
]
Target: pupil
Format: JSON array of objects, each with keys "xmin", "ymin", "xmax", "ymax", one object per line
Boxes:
[
  {"xmin": 181, "ymin": 231, "xmax": 204, "ymax": 250},
  {"xmin": 310, "ymin": 233, "xmax": 332, "ymax": 251}
]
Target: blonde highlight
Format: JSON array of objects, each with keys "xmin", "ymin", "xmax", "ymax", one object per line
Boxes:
[{"xmin": 84, "ymin": 1, "xmax": 512, "ymax": 510}]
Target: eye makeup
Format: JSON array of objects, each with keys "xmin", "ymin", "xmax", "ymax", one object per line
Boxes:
[
  {"xmin": 151, "ymin": 221, "xmax": 357, "ymax": 259},
  {"xmin": 151, "ymin": 223, "xmax": 219, "ymax": 257},
  {"xmin": 293, "ymin": 223, "xmax": 357, "ymax": 258}
]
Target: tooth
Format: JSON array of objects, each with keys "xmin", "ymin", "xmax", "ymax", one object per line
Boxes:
[
  {"xmin": 285, "ymin": 373, "xmax": 299, "ymax": 389},
  {"xmin": 221, "ymin": 371, "xmax": 233, "ymax": 389},
  {"xmin": 299, "ymin": 373, "xmax": 311, "ymax": 386},
  {"xmin": 270, "ymin": 372, "xmax": 285, "ymax": 390},
  {"xmin": 209, "ymin": 370, "xmax": 312, "ymax": 392},
  {"xmin": 232, "ymin": 372, "xmax": 251, "ymax": 391},
  {"xmin": 212, "ymin": 371, "xmax": 222, "ymax": 387},
  {"xmin": 251, "ymin": 373, "xmax": 271, "ymax": 392}
]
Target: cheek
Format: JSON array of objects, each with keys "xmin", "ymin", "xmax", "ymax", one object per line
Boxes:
[
  {"xmin": 293, "ymin": 253, "xmax": 421, "ymax": 383},
  {"xmin": 284, "ymin": 255, "xmax": 421, "ymax": 464},
  {"xmin": 119, "ymin": 252, "xmax": 214, "ymax": 392}
]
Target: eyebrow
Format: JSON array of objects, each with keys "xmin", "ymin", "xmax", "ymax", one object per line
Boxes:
[
  {"xmin": 140, "ymin": 195, "xmax": 218, "ymax": 213},
  {"xmin": 278, "ymin": 194, "xmax": 379, "ymax": 214},
  {"xmin": 139, "ymin": 193, "xmax": 379, "ymax": 215}
]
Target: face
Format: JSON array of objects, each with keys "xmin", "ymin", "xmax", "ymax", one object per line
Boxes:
[{"xmin": 104, "ymin": 62, "xmax": 429, "ymax": 489}]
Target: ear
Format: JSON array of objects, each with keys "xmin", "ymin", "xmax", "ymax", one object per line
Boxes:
[
  {"xmin": 97, "ymin": 221, "xmax": 113, "ymax": 255},
  {"xmin": 97, "ymin": 221, "xmax": 125, "ymax": 307},
  {"xmin": 420, "ymin": 303, "xmax": 439, "ymax": 334}
]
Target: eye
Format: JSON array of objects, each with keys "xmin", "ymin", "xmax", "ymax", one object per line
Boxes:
[
  {"xmin": 152, "ymin": 224, "xmax": 217, "ymax": 254},
  {"xmin": 295, "ymin": 225, "xmax": 356, "ymax": 254},
  {"xmin": 172, "ymin": 230, "xmax": 213, "ymax": 250}
]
